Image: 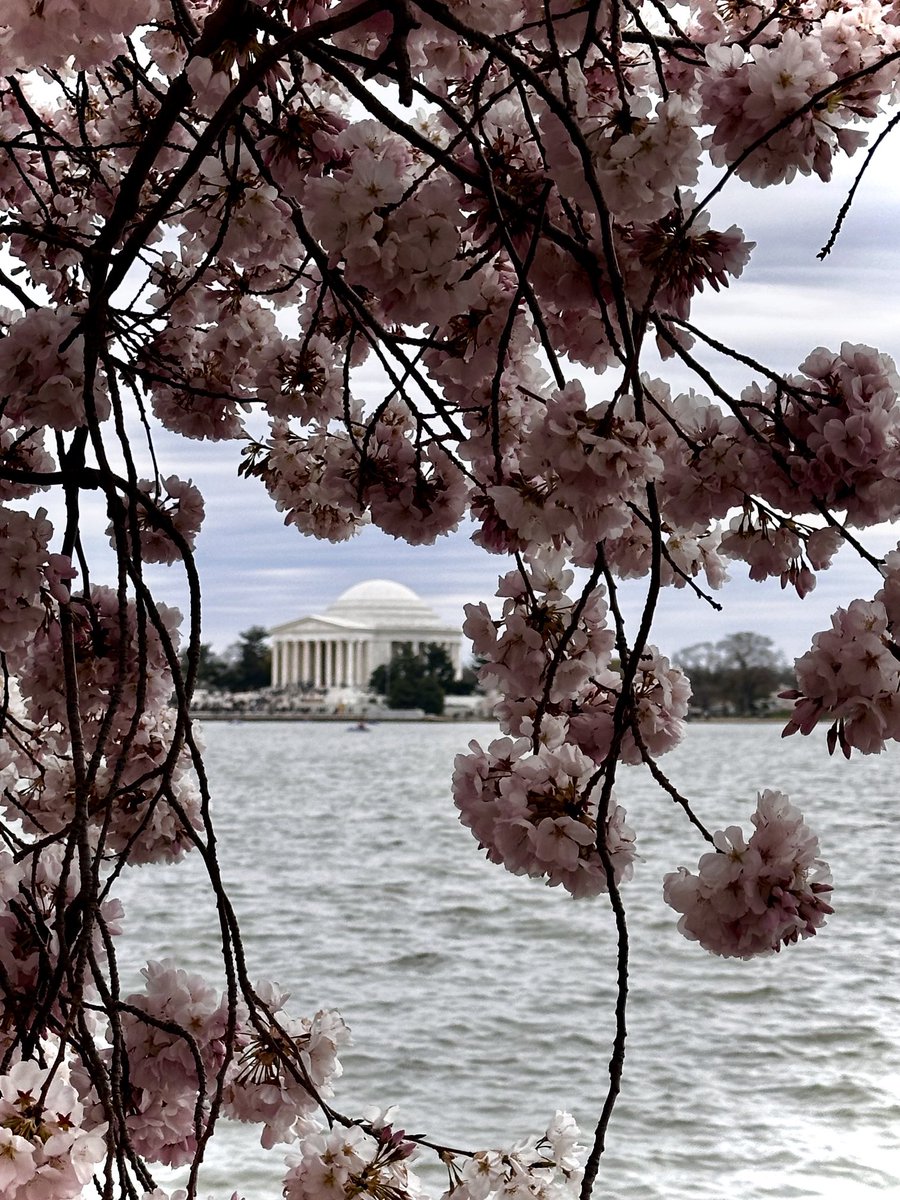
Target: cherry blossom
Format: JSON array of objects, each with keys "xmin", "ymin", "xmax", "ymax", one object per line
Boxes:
[
  {"xmin": 782, "ymin": 596, "xmax": 900, "ymax": 754},
  {"xmin": 108, "ymin": 475, "xmax": 205, "ymax": 563},
  {"xmin": 283, "ymin": 1117, "xmax": 428, "ymax": 1200},
  {"xmin": 453, "ymin": 736, "xmax": 637, "ymax": 897},
  {"xmin": 0, "ymin": 308, "xmax": 109, "ymax": 432},
  {"xmin": 663, "ymin": 791, "xmax": 833, "ymax": 959},
  {"xmin": 0, "ymin": 1059, "xmax": 106, "ymax": 1199},
  {"xmin": 118, "ymin": 960, "xmax": 230, "ymax": 1166},
  {"xmin": 224, "ymin": 984, "xmax": 349, "ymax": 1147},
  {"xmin": 446, "ymin": 1111, "xmax": 585, "ymax": 1200}
]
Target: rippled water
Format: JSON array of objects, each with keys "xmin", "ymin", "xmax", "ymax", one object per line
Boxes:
[{"xmin": 115, "ymin": 721, "xmax": 900, "ymax": 1199}]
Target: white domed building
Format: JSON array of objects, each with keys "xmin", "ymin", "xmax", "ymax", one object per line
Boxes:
[{"xmin": 269, "ymin": 580, "xmax": 463, "ymax": 692}]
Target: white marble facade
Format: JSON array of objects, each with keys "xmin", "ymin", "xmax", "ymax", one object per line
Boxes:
[{"xmin": 269, "ymin": 580, "xmax": 463, "ymax": 690}]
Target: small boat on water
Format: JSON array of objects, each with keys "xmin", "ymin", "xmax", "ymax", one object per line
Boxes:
[{"xmin": 347, "ymin": 720, "xmax": 371, "ymax": 732}]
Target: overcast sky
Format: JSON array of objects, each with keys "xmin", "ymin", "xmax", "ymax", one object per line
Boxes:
[{"xmin": 83, "ymin": 140, "xmax": 900, "ymax": 666}]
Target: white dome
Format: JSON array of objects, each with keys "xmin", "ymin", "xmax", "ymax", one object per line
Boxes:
[{"xmin": 325, "ymin": 579, "xmax": 449, "ymax": 629}]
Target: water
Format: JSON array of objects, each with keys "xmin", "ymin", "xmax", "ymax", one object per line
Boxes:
[{"xmin": 115, "ymin": 721, "xmax": 900, "ymax": 1199}]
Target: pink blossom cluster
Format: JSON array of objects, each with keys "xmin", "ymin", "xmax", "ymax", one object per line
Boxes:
[
  {"xmin": 0, "ymin": 0, "xmax": 153, "ymax": 72},
  {"xmin": 487, "ymin": 383, "xmax": 665, "ymax": 554},
  {"xmin": 783, "ymin": 595, "xmax": 900, "ymax": 755},
  {"xmin": 465, "ymin": 550, "xmax": 689, "ymax": 744},
  {"xmin": 458, "ymin": 359, "xmax": 880, "ymax": 612},
  {"xmin": 719, "ymin": 512, "xmax": 843, "ymax": 597},
  {"xmin": 303, "ymin": 128, "xmax": 478, "ymax": 328},
  {"xmin": 146, "ymin": 302, "xmax": 263, "ymax": 441},
  {"xmin": 741, "ymin": 343, "xmax": 900, "ymax": 527},
  {"xmin": 254, "ymin": 333, "xmax": 345, "ymax": 426},
  {"xmin": 224, "ymin": 983, "xmax": 349, "ymax": 1148},
  {"xmin": 1, "ymin": 703, "xmax": 203, "ymax": 865},
  {"xmin": 663, "ymin": 791, "xmax": 833, "ymax": 958},
  {"xmin": 648, "ymin": 386, "xmax": 756, "ymax": 531},
  {"xmin": 0, "ymin": 582, "xmax": 202, "ymax": 865},
  {"xmin": 85, "ymin": 966, "xmax": 351, "ymax": 1170},
  {"xmin": 118, "ymin": 960, "xmax": 230, "ymax": 1166},
  {"xmin": 245, "ymin": 406, "xmax": 468, "ymax": 547},
  {"xmin": 243, "ymin": 421, "xmax": 365, "ymax": 543},
  {"xmin": 698, "ymin": 10, "xmax": 900, "ymax": 186},
  {"xmin": 464, "ymin": 552, "xmax": 616, "ymax": 706},
  {"xmin": 0, "ymin": 307, "xmax": 108, "ymax": 432},
  {"xmin": 453, "ymin": 736, "xmax": 637, "ymax": 898},
  {"xmin": 0, "ymin": 846, "xmax": 123, "ymax": 1054},
  {"xmin": 284, "ymin": 1116, "xmax": 428, "ymax": 1200},
  {"xmin": 546, "ymin": 92, "xmax": 703, "ymax": 226},
  {"xmin": 566, "ymin": 649, "xmax": 693, "ymax": 766},
  {"xmin": 447, "ymin": 1111, "xmax": 584, "ymax": 1200},
  {"xmin": 283, "ymin": 1109, "xmax": 582, "ymax": 1200},
  {"xmin": 0, "ymin": 1059, "xmax": 106, "ymax": 1198},
  {"xmin": 455, "ymin": 551, "xmax": 699, "ymax": 892},
  {"xmin": 107, "ymin": 475, "xmax": 205, "ymax": 564},
  {"xmin": 141, "ymin": 1192, "xmax": 178, "ymax": 1200},
  {"xmin": 11, "ymin": 584, "xmax": 179, "ymax": 738},
  {"xmin": 141, "ymin": 1191, "xmax": 243, "ymax": 1200},
  {"xmin": 0, "ymin": 506, "xmax": 59, "ymax": 653},
  {"xmin": 0, "ymin": 419, "xmax": 55, "ymax": 504},
  {"xmin": 627, "ymin": 201, "xmax": 754, "ymax": 327}
]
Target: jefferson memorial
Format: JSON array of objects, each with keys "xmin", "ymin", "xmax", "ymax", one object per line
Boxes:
[{"xmin": 269, "ymin": 579, "xmax": 463, "ymax": 690}]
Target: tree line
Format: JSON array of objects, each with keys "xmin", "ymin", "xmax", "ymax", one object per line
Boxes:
[
  {"xmin": 674, "ymin": 632, "xmax": 792, "ymax": 717},
  {"xmin": 191, "ymin": 626, "xmax": 272, "ymax": 693},
  {"xmin": 368, "ymin": 644, "xmax": 480, "ymax": 714},
  {"xmin": 194, "ymin": 627, "xmax": 788, "ymax": 718}
]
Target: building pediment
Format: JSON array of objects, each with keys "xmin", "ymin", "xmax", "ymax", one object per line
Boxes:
[{"xmin": 270, "ymin": 614, "xmax": 372, "ymax": 637}]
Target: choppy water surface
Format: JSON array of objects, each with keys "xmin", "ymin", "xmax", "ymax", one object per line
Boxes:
[{"xmin": 115, "ymin": 721, "xmax": 900, "ymax": 1200}]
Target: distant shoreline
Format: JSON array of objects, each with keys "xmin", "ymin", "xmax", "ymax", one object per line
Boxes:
[
  {"xmin": 191, "ymin": 710, "xmax": 488, "ymax": 723},
  {"xmin": 688, "ymin": 713, "xmax": 791, "ymax": 723},
  {"xmin": 192, "ymin": 711, "xmax": 790, "ymax": 725}
]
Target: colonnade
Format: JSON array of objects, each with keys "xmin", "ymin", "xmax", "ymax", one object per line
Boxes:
[
  {"xmin": 271, "ymin": 635, "xmax": 463, "ymax": 689},
  {"xmin": 271, "ymin": 638, "xmax": 370, "ymax": 689}
]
